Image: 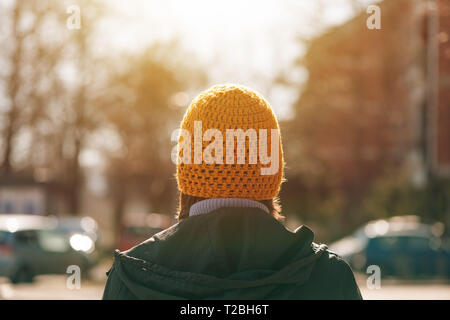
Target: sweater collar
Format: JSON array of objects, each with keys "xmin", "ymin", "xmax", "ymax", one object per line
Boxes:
[{"xmin": 189, "ymin": 198, "xmax": 270, "ymax": 217}]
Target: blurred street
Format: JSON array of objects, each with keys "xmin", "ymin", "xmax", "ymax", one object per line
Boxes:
[
  {"xmin": 0, "ymin": 266, "xmax": 449, "ymax": 300},
  {"xmin": 360, "ymin": 284, "xmax": 450, "ymax": 300},
  {"xmin": 0, "ymin": 258, "xmax": 110, "ymax": 300},
  {"xmin": 355, "ymin": 274, "xmax": 450, "ymax": 300},
  {"xmin": 0, "ymin": 276, "xmax": 104, "ymax": 300}
]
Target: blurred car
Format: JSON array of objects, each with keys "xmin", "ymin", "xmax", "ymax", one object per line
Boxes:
[
  {"xmin": 329, "ymin": 215, "xmax": 450, "ymax": 279},
  {"xmin": 0, "ymin": 214, "xmax": 97, "ymax": 284},
  {"xmin": 54, "ymin": 216, "xmax": 101, "ymax": 267},
  {"xmin": 55, "ymin": 216, "xmax": 99, "ymax": 242},
  {"xmin": 118, "ymin": 213, "xmax": 174, "ymax": 251}
]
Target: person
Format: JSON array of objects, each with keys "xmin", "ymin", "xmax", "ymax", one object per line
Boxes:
[{"xmin": 102, "ymin": 84, "xmax": 362, "ymax": 300}]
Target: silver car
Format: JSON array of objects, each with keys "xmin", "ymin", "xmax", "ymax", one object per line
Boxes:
[{"xmin": 0, "ymin": 214, "xmax": 96, "ymax": 284}]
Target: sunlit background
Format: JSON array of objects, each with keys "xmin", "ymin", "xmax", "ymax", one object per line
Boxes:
[{"xmin": 0, "ymin": 0, "xmax": 449, "ymax": 299}]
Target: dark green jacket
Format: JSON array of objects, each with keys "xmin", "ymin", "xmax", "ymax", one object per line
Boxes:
[{"xmin": 102, "ymin": 207, "xmax": 362, "ymax": 300}]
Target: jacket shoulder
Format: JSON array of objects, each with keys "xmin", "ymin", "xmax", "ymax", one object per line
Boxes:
[
  {"xmin": 123, "ymin": 223, "xmax": 180, "ymax": 257},
  {"xmin": 311, "ymin": 244, "xmax": 363, "ymax": 300},
  {"xmin": 102, "ymin": 264, "xmax": 137, "ymax": 300},
  {"xmin": 312, "ymin": 242, "xmax": 350, "ymax": 272}
]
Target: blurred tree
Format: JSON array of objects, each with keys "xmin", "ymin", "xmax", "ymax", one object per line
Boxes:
[
  {"xmin": 282, "ymin": 0, "xmax": 426, "ymax": 239},
  {"xmin": 361, "ymin": 168, "xmax": 427, "ymax": 221},
  {"xmin": 362, "ymin": 167, "xmax": 450, "ymax": 229},
  {"xmin": 101, "ymin": 42, "xmax": 206, "ymax": 243},
  {"xmin": 0, "ymin": 0, "xmax": 106, "ymax": 215},
  {"xmin": 54, "ymin": 0, "xmax": 106, "ymax": 215},
  {"xmin": 0, "ymin": 0, "xmax": 67, "ymax": 174}
]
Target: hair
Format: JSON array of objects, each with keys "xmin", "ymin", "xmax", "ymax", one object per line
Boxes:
[{"xmin": 176, "ymin": 192, "xmax": 284, "ymax": 221}]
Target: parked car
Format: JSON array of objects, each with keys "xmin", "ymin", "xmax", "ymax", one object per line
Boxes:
[
  {"xmin": 118, "ymin": 213, "xmax": 174, "ymax": 251},
  {"xmin": 329, "ymin": 216, "xmax": 450, "ymax": 278},
  {"xmin": 55, "ymin": 216, "xmax": 100, "ymax": 267},
  {"xmin": 55, "ymin": 216, "xmax": 99, "ymax": 243},
  {"xmin": 0, "ymin": 214, "xmax": 97, "ymax": 284}
]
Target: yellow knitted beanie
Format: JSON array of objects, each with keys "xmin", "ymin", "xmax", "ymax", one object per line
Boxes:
[{"xmin": 176, "ymin": 84, "xmax": 284, "ymax": 200}]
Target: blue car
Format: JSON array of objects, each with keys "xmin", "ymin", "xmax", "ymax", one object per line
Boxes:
[{"xmin": 329, "ymin": 216, "xmax": 450, "ymax": 279}]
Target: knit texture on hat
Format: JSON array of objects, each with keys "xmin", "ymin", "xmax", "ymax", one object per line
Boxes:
[{"xmin": 176, "ymin": 84, "xmax": 284, "ymax": 200}]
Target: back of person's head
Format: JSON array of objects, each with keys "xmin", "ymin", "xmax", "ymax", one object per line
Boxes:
[{"xmin": 175, "ymin": 84, "xmax": 284, "ymax": 220}]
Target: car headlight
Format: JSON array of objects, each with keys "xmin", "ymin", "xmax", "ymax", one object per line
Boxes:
[{"xmin": 70, "ymin": 233, "xmax": 94, "ymax": 254}]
